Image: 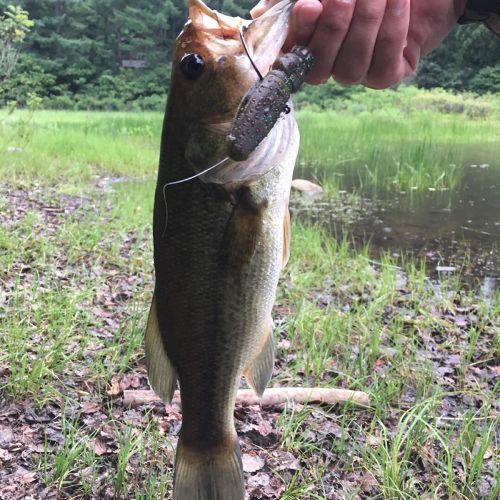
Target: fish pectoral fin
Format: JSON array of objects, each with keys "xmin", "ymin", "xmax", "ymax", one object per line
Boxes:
[
  {"xmin": 174, "ymin": 436, "xmax": 244, "ymax": 500},
  {"xmin": 282, "ymin": 203, "xmax": 291, "ymax": 269},
  {"xmin": 224, "ymin": 194, "xmax": 263, "ymax": 267},
  {"xmin": 145, "ymin": 295, "xmax": 177, "ymax": 404},
  {"xmin": 244, "ymin": 317, "xmax": 274, "ymax": 397}
]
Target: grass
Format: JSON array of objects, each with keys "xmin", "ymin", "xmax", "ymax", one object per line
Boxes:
[
  {"xmin": 0, "ymin": 88, "xmax": 499, "ymax": 498},
  {"xmin": 0, "ymin": 110, "xmax": 162, "ymax": 184},
  {"xmin": 296, "ymin": 88, "xmax": 500, "ymax": 194},
  {"xmin": 1, "ymin": 86, "xmax": 499, "ymax": 193}
]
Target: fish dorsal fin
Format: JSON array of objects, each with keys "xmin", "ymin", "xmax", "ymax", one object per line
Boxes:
[
  {"xmin": 145, "ymin": 295, "xmax": 178, "ymax": 403},
  {"xmin": 244, "ymin": 316, "xmax": 274, "ymax": 397},
  {"xmin": 188, "ymin": 0, "xmax": 240, "ymax": 37}
]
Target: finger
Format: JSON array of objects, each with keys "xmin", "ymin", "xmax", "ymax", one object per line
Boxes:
[
  {"xmin": 306, "ymin": 0, "xmax": 357, "ymax": 85},
  {"xmin": 332, "ymin": 0, "xmax": 387, "ymax": 85},
  {"xmin": 364, "ymin": 0, "xmax": 411, "ymax": 88},
  {"xmin": 250, "ymin": 0, "xmax": 282, "ymax": 18},
  {"xmin": 284, "ymin": 0, "xmax": 322, "ymax": 51}
]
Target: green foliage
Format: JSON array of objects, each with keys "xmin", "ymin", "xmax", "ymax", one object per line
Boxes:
[
  {"xmin": 296, "ymin": 84, "xmax": 496, "ymax": 117},
  {"xmin": 0, "ymin": 4, "xmax": 32, "ymax": 42},
  {"xmin": 1, "ymin": 52, "xmax": 54, "ymax": 103},
  {"xmin": 0, "ymin": 4, "xmax": 33, "ymax": 81},
  {"xmin": 0, "ymin": 0, "xmax": 258, "ymax": 109},
  {"xmin": 294, "ymin": 80, "xmax": 364, "ymax": 110},
  {"xmin": 0, "ymin": 1, "xmax": 499, "ymax": 109},
  {"xmin": 469, "ymin": 66, "xmax": 500, "ymax": 94},
  {"xmin": 415, "ymin": 24, "xmax": 500, "ymax": 93}
]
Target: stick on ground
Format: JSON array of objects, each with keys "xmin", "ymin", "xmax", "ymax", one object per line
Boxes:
[{"xmin": 123, "ymin": 387, "xmax": 370, "ymax": 408}]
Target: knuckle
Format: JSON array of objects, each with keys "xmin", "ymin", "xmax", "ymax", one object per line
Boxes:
[
  {"xmin": 333, "ymin": 67, "xmax": 365, "ymax": 86},
  {"xmin": 306, "ymin": 67, "xmax": 333, "ymax": 85},
  {"xmin": 319, "ymin": 0, "xmax": 356, "ymax": 35},
  {"xmin": 385, "ymin": 0, "xmax": 409, "ymax": 16},
  {"xmin": 376, "ymin": 30, "xmax": 406, "ymax": 46},
  {"xmin": 356, "ymin": 0, "xmax": 387, "ymax": 24},
  {"xmin": 365, "ymin": 76, "xmax": 393, "ymax": 89},
  {"xmin": 366, "ymin": 65, "xmax": 404, "ymax": 89},
  {"xmin": 318, "ymin": 15, "xmax": 349, "ymax": 37}
]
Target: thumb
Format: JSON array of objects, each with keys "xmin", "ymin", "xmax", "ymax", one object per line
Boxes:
[{"xmin": 250, "ymin": 0, "xmax": 283, "ymax": 18}]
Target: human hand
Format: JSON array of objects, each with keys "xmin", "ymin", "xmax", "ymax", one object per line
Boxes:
[{"xmin": 251, "ymin": 0, "xmax": 467, "ymax": 88}]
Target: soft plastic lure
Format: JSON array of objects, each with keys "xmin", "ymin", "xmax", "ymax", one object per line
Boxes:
[{"xmin": 227, "ymin": 44, "xmax": 314, "ymax": 162}]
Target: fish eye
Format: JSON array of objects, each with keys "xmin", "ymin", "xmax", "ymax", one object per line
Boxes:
[{"xmin": 179, "ymin": 53, "xmax": 205, "ymax": 80}]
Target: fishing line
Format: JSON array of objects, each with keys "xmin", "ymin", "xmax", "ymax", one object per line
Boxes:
[
  {"xmin": 161, "ymin": 156, "xmax": 231, "ymax": 238},
  {"xmin": 240, "ymin": 26, "xmax": 263, "ymax": 81},
  {"xmin": 165, "ymin": 156, "xmax": 230, "ymax": 187}
]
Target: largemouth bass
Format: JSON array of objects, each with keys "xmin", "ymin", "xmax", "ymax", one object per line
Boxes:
[{"xmin": 145, "ymin": 1, "xmax": 301, "ymax": 498}]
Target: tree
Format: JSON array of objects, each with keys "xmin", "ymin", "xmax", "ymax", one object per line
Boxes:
[
  {"xmin": 416, "ymin": 24, "xmax": 500, "ymax": 92},
  {"xmin": 1, "ymin": 1, "xmax": 498, "ymax": 108},
  {"xmin": 0, "ymin": 4, "xmax": 33, "ymax": 82}
]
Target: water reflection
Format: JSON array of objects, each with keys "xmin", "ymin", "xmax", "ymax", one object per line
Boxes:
[{"xmin": 292, "ymin": 163, "xmax": 500, "ymax": 291}]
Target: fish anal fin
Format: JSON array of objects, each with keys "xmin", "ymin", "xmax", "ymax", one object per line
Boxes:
[
  {"xmin": 174, "ymin": 436, "xmax": 244, "ymax": 500},
  {"xmin": 244, "ymin": 317, "xmax": 274, "ymax": 397},
  {"xmin": 145, "ymin": 295, "xmax": 177, "ymax": 404},
  {"xmin": 282, "ymin": 203, "xmax": 291, "ymax": 268}
]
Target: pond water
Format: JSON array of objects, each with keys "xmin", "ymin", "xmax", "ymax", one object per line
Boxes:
[{"xmin": 293, "ymin": 162, "xmax": 500, "ymax": 294}]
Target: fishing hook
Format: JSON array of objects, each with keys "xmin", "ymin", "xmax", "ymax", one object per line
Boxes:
[{"xmin": 239, "ymin": 26, "xmax": 263, "ymax": 81}]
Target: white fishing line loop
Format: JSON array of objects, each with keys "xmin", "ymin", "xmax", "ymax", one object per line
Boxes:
[{"xmin": 161, "ymin": 156, "xmax": 231, "ymax": 238}]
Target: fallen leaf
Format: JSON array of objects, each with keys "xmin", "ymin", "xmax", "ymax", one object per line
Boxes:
[
  {"xmin": 242, "ymin": 453, "xmax": 265, "ymax": 473},
  {"xmin": 0, "ymin": 426, "xmax": 14, "ymax": 446},
  {"xmin": 82, "ymin": 402, "xmax": 101, "ymax": 414},
  {"xmin": 90, "ymin": 437, "xmax": 111, "ymax": 456},
  {"xmin": 454, "ymin": 315, "xmax": 468, "ymax": 327},
  {"xmin": 272, "ymin": 450, "xmax": 300, "ymax": 471},
  {"xmin": 15, "ymin": 466, "xmax": 36, "ymax": 484},
  {"xmin": 366, "ymin": 434, "xmax": 381, "ymax": 448},
  {"xmin": 119, "ymin": 373, "xmax": 141, "ymax": 390},
  {"xmin": 107, "ymin": 376, "xmax": 122, "ymax": 396}
]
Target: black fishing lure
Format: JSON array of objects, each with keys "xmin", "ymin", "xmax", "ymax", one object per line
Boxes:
[{"xmin": 227, "ymin": 45, "xmax": 314, "ymax": 162}]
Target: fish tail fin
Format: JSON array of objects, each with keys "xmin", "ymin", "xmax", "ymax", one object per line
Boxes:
[
  {"xmin": 174, "ymin": 436, "xmax": 244, "ymax": 500},
  {"xmin": 145, "ymin": 295, "xmax": 177, "ymax": 403}
]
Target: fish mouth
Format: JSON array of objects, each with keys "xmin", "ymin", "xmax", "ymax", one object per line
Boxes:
[
  {"xmin": 243, "ymin": 0, "xmax": 294, "ymax": 76},
  {"xmin": 203, "ymin": 0, "xmax": 294, "ymax": 133},
  {"xmin": 187, "ymin": 0, "xmax": 293, "ymax": 77},
  {"xmin": 184, "ymin": 0, "xmax": 296, "ymax": 186}
]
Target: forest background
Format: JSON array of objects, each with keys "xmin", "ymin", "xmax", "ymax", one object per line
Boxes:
[{"xmin": 1, "ymin": 0, "xmax": 500, "ymax": 111}]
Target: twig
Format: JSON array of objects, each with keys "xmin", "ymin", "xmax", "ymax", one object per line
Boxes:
[
  {"xmin": 461, "ymin": 226, "xmax": 498, "ymax": 238},
  {"xmin": 435, "ymin": 414, "xmax": 498, "ymax": 422},
  {"xmin": 123, "ymin": 387, "xmax": 371, "ymax": 409}
]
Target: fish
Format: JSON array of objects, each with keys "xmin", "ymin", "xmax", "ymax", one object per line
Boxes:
[{"xmin": 145, "ymin": 1, "xmax": 302, "ymax": 498}]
